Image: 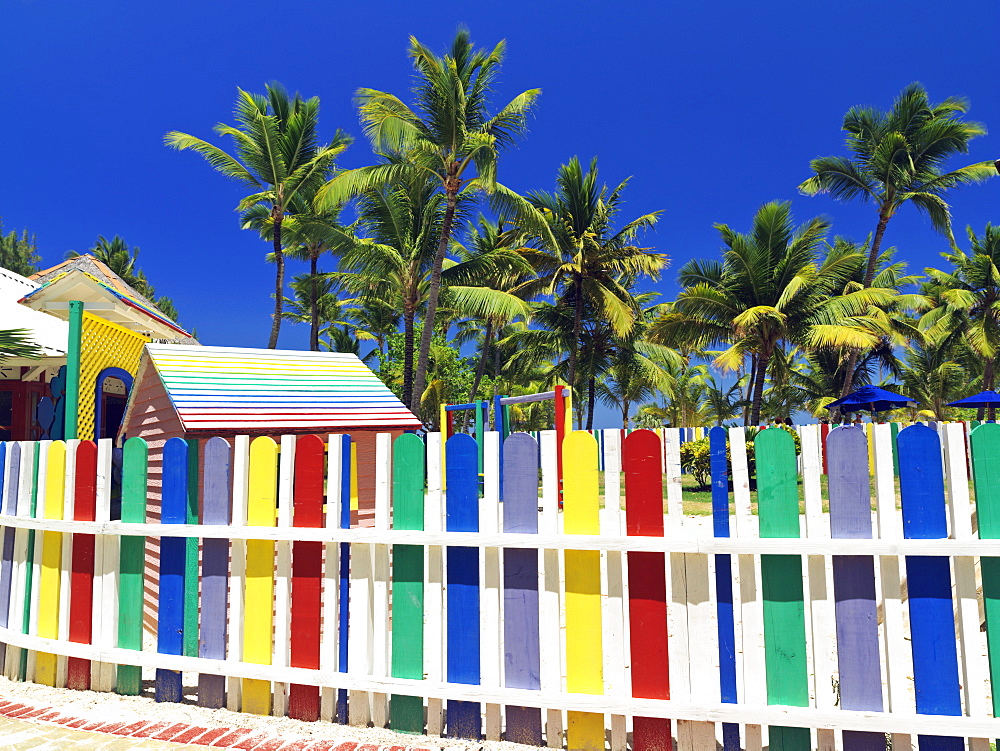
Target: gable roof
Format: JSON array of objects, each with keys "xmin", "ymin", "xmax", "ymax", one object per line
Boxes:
[
  {"xmin": 133, "ymin": 344, "xmax": 422, "ymax": 432},
  {"xmin": 21, "ymin": 255, "xmax": 191, "ymax": 340}
]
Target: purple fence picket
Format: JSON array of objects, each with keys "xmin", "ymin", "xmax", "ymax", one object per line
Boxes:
[
  {"xmin": 198, "ymin": 437, "xmax": 231, "ymax": 708},
  {"xmin": 501, "ymin": 432, "xmax": 542, "ymax": 745}
]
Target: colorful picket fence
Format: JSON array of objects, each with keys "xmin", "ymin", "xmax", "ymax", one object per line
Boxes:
[{"xmin": 1, "ymin": 424, "xmax": 1000, "ymax": 750}]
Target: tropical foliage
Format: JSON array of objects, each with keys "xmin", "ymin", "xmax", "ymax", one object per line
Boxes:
[
  {"xmin": 0, "ymin": 329, "xmax": 41, "ymax": 362},
  {"xmin": 799, "ymin": 83, "xmax": 995, "ymax": 397},
  {"xmin": 151, "ymin": 59, "xmax": 987, "ymax": 427},
  {"xmin": 316, "ymin": 29, "xmax": 543, "ymax": 412},
  {"xmin": 166, "ymin": 82, "xmax": 351, "ymax": 348},
  {"xmin": 0, "ymin": 220, "xmax": 41, "ymax": 277}
]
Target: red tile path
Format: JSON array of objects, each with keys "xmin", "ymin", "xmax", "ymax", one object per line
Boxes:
[{"xmin": 0, "ymin": 699, "xmax": 440, "ymax": 750}]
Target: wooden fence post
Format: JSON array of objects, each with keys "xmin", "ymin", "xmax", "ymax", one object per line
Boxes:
[
  {"xmin": 563, "ymin": 430, "xmax": 604, "ymax": 751},
  {"xmin": 444, "ymin": 433, "xmax": 481, "ymax": 740},
  {"xmin": 502, "ymin": 432, "xmax": 543, "ymax": 745},
  {"xmin": 970, "ymin": 422, "xmax": 1000, "ymax": 750},
  {"xmin": 624, "ymin": 429, "xmax": 671, "ymax": 751},
  {"xmin": 288, "ymin": 434, "xmax": 325, "ymax": 721},
  {"xmin": 756, "ymin": 427, "xmax": 810, "ymax": 750},
  {"xmin": 710, "ymin": 426, "xmax": 740, "ymax": 751},
  {"xmin": 242, "ymin": 436, "xmax": 279, "ymax": 715},
  {"xmin": 0, "ymin": 443, "xmax": 13, "ymax": 673},
  {"xmin": 827, "ymin": 426, "xmax": 885, "ymax": 751},
  {"xmin": 198, "ymin": 436, "xmax": 231, "ymax": 708},
  {"xmin": 389, "ymin": 432, "xmax": 426, "ymax": 734},
  {"xmin": 66, "ymin": 441, "xmax": 96, "ymax": 690},
  {"xmin": 898, "ymin": 424, "xmax": 963, "ymax": 751},
  {"xmin": 155, "ymin": 437, "xmax": 188, "ymax": 702},
  {"xmin": 116, "ymin": 437, "xmax": 146, "ymax": 695}
]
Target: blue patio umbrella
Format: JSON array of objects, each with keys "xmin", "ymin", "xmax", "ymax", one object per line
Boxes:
[
  {"xmin": 824, "ymin": 385, "xmax": 916, "ymax": 414},
  {"xmin": 946, "ymin": 390, "xmax": 1000, "ymax": 408}
]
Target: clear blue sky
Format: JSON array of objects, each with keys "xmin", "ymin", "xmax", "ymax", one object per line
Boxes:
[{"xmin": 3, "ymin": 0, "xmax": 998, "ymax": 424}]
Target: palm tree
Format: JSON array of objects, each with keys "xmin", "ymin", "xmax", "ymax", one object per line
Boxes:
[
  {"xmin": 660, "ymin": 363, "xmax": 713, "ymax": 428},
  {"xmin": 446, "ymin": 216, "xmax": 536, "ymax": 401},
  {"xmin": 698, "ymin": 371, "xmax": 749, "ymax": 426},
  {"xmin": 166, "ymin": 83, "xmax": 351, "ymax": 348},
  {"xmin": 809, "ymin": 240, "xmax": 923, "ymax": 401},
  {"xmin": 791, "ymin": 345, "xmax": 903, "ymax": 416},
  {"xmin": 245, "ymin": 189, "xmax": 357, "ymax": 351},
  {"xmin": 799, "ymin": 83, "xmax": 996, "ymax": 395},
  {"xmin": 337, "ymin": 174, "xmax": 442, "ymax": 405},
  {"xmin": 515, "ymin": 156, "xmax": 665, "ymax": 400},
  {"xmin": 337, "ymin": 174, "xmax": 529, "ymax": 411},
  {"xmin": 347, "ymin": 291, "xmax": 400, "ymax": 373},
  {"xmin": 898, "ymin": 337, "xmax": 970, "ymax": 420},
  {"xmin": 651, "ymin": 201, "xmax": 894, "ymax": 425},
  {"xmin": 922, "ymin": 224, "xmax": 1000, "ymax": 401},
  {"xmin": 598, "ymin": 315, "xmax": 681, "ymax": 429},
  {"xmin": 317, "ymin": 29, "xmax": 541, "ymax": 412}
]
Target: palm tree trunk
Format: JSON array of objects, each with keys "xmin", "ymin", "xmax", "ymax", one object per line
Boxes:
[
  {"xmin": 986, "ymin": 359, "xmax": 996, "ymax": 421},
  {"xmin": 493, "ymin": 344, "xmax": 502, "ymax": 398},
  {"xmin": 743, "ymin": 354, "xmax": 757, "ymax": 425},
  {"xmin": 586, "ymin": 374, "xmax": 597, "ymax": 430},
  {"xmin": 622, "ymin": 400, "xmax": 630, "ymax": 430},
  {"xmin": 567, "ymin": 278, "xmax": 584, "ymax": 398},
  {"xmin": 402, "ymin": 299, "xmax": 416, "ymax": 408},
  {"xmin": 268, "ymin": 213, "xmax": 284, "ymax": 349},
  {"xmin": 377, "ymin": 335, "xmax": 386, "ymax": 375},
  {"xmin": 469, "ymin": 321, "xmax": 493, "ymax": 402},
  {"xmin": 840, "ymin": 211, "xmax": 892, "ymax": 397},
  {"xmin": 750, "ymin": 346, "xmax": 772, "ymax": 426},
  {"xmin": 412, "ymin": 179, "xmax": 460, "ymax": 415},
  {"xmin": 309, "ymin": 252, "xmax": 320, "ymax": 352}
]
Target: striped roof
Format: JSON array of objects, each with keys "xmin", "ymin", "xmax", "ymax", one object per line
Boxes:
[{"xmin": 143, "ymin": 344, "xmax": 421, "ymax": 432}]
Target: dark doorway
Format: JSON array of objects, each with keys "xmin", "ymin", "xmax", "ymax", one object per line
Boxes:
[{"xmin": 100, "ymin": 376, "xmax": 128, "ymax": 439}]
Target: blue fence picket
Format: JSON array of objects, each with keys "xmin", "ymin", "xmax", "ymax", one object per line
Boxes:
[
  {"xmin": 336, "ymin": 433, "xmax": 351, "ymax": 724},
  {"xmin": 445, "ymin": 433, "xmax": 481, "ymax": 740},
  {"xmin": 156, "ymin": 437, "xmax": 188, "ymax": 702},
  {"xmin": 709, "ymin": 426, "xmax": 739, "ymax": 751},
  {"xmin": 898, "ymin": 424, "xmax": 963, "ymax": 751},
  {"xmin": 502, "ymin": 433, "xmax": 542, "ymax": 745},
  {"xmin": 827, "ymin": 426, "xmax": 884, "ymax": 751},
  {"xmin": 198, "ymin": 437, "xmax": 231, "ymax": 708}
]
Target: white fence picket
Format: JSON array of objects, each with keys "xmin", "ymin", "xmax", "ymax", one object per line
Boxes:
[
  {"xmin": 226, "ymin": 435, "xmax": 250, "ymax": 711},
  {"xmin": 539, "ymin": 429, "xmax": 563, "ymax": 748},
  {"xmin": 424, "ymin": 431, "xmax": 444, "ymax": 736}
]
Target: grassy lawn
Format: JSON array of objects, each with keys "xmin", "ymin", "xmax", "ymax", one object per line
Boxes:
[{"xmin": 598, "ymin": 471, "xmax": 905, "ymax": 517}]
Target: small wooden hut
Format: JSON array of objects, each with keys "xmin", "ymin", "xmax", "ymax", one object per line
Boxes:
[
  {"xmin": 120, "ymin": 343, "xmax": 422, "ymax": 638},
  {"xmin": 121, "ymin": 342, "xmax": 421, "ymax": 524}
]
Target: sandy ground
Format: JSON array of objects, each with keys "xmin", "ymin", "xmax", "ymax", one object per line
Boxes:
[{"xmin": 0, "ymin": 674, "xmax": 546, "ymax": 750}]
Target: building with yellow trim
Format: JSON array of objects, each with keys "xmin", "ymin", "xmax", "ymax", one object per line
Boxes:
[{"xmin": 1, "ymin": 255, "xmax": 195, "ymax": 441}]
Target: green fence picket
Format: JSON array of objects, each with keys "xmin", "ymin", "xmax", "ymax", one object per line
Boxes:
[
  {"xmin": 755, "ymin": 427, "xmax": 810, "ymax": 750},
  {"xmin": 116, "ymin": 437, "xmax": 147, "ymax": 695}
]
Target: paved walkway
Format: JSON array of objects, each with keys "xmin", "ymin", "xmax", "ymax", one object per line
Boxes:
[
  {"xmin": 0, "ymin": 713, "xmax": 205, "ymax": 749},
  {"xmin": 0, "ymin": 699, "xmax": 427, "ymax": 751}
]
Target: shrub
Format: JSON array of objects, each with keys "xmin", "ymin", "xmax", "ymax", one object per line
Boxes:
[{"xmin": 679, "ymin": 424, "xmax": 800, "ymax": 489}]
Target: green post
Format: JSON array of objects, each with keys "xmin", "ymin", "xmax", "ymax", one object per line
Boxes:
[
  {"xmin": 64, "ymin": 300, "xmax": 84, "ymax": 440},
  {"xmin": 475, "ymin": 401, "xmax": 485, "ymax": 475}
]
